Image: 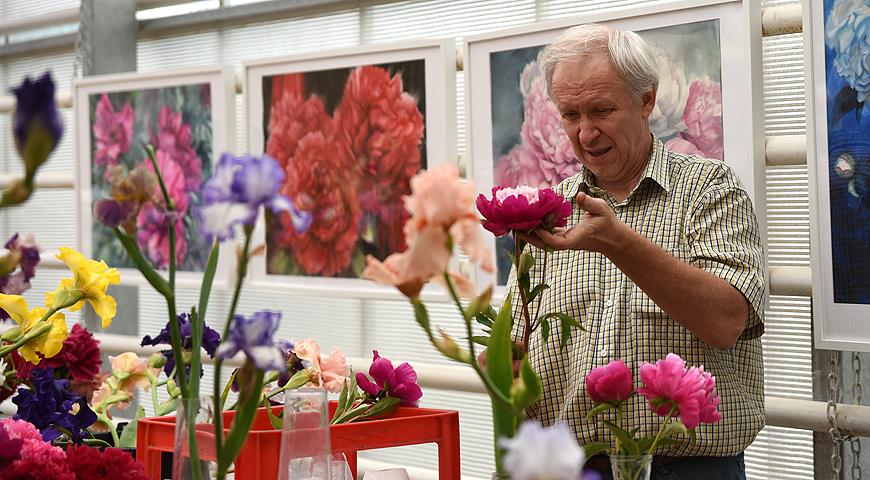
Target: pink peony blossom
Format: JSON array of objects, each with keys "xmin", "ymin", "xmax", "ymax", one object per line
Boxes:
[
  {"xmin": 151, "ymin": 106, "xmax": 202, "ymax": 191},
  {"xmin": 665, "ymin": 136, "xmax": 705, "ymax": 157},
  {"xmin": 637, "ymin": 353, "xmax": 721, "ymax": 430},
  {"xmin": 355, "ymin": 350, "xmax": 422, "ymax": 406},
  {"xmin": 495, "ymin": 143, "xmax": 549, "ymax": 190},
  {"xmin": 680, "ymin": 80, "xmax": 724, "ymax": 161},
  {"xmin": 93, "ymin": 93, "xmax": 134, "ymax": 169},
  {"xmin": 476, "ymin": 185, "xmax": 572, "ymax": 237},
  {"xmin": 586, "ymin": 360, "xmax": 634, "ymax": 405}
]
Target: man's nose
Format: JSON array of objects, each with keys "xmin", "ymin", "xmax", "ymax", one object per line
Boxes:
[{"xmin": 577, "ymin": 121, "xmax": 600, "ymax": 145}]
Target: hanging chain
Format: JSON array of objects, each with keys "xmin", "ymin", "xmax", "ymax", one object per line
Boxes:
[
  {"xmin": 851, "ymin": 352, "xmax": 863, "ymax": 480},
  {"xmin": 829, "ymin": 350, "xmax": 844, "ymax": 479}
]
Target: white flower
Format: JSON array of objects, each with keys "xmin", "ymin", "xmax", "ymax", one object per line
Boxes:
[
  {"xmin": 826, "ymin": 0, "xmax": 870, "ymax": 102},
  {"xmin": 650, "ymin": 48, "xmax": 689, "ymax": 138},
  {"xmin": 0, "ymin": 357, "xmax": 7, "ymax": 385},
  {"xmin": 500, "ymin": 422, "xmax": 585, "ymax": 480},
  {"xmin": 836, "ymin": 152, "xmax": 856, "ymax": 178}
]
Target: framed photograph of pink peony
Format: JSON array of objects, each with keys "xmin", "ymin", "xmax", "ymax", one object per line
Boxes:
[
  {"xmin": 465, "ymin": 0, "xmax": 765, "ymax": 287},
  {"xmin": 74, "ymin": 66, "xmax": 236, "ymax": 287},
  {"xmin": 244, "ymin": 39, "xmax": 456, "ymax": 296},
  {"xmin": 806, "ymin": 0, "xmax": 870, "ymax": 351}
]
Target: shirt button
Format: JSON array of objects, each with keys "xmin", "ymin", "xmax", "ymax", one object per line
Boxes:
[
  {"xmin": 599, "ymin": 348, "xmax": 608, "ymax": 358},
  {"xmin": 604, "ymin": 299, "xmax": 613, "ymax": 308}
]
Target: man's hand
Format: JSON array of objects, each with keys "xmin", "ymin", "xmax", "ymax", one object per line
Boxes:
[{"xmin": 517, "ymin": 192, "xmax": 627, "ymax": 256}]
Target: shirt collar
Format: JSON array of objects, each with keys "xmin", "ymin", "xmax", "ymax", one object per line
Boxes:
[{"xmin": 566, "ymin": 135, "xmax": 670, "ymax": 198}]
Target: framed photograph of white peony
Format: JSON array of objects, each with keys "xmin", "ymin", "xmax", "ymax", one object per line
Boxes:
[
  {"xmin": 74, "ymin": 66, "xmax": 236, "ymax": 288},
  {"xmin": 465, "ymin": 0, "xmax": 764, "ymax": 288},
  {"xmin": 244, "ymin": 39, "xmax": 456, "ymax": 298},
  {"xmin": 806, "ymin": 0, "xmax": 870, "ymax": 351}
]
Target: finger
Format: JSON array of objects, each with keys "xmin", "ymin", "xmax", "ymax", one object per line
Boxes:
[
  {"xmin": 535, "ymin": 228, "xmax": 569, "ymax": 250},
  {"xmin": 515, "ymin": 230, "xmax": 548, "ymax": 250},
  {"xmin": 575, "ymin": 192, "xmax": 609, "ymax": 215}
]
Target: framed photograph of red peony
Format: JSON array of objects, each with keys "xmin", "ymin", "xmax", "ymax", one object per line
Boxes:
[
  {"xmin": 74, "ymin": 66, "xmax": 236, "ymax": 287},
  {"xmin": 244, "ymin": 39, "xmax": 456, "ymax": 295},
  {"xmin": 465, "ymin": 0, "xmax": 765, "ymax": 288},
  {"xmin": 806, "ymin": 0, "xmax": 870, "ymax": 351}
]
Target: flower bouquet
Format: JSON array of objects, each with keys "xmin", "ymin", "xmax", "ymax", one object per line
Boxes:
[
  {"xmin": 583, "ymin": 354, "xmax": 721, "ymax": 480},
  {"xmin": 362, "ymin": 165, "xmax": 583, "ymax": 477}
]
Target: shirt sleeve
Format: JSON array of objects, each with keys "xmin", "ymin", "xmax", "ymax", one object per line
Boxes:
[{"xmin": 686, "ymin": 170, "xmax": 767, "ymax": 340}]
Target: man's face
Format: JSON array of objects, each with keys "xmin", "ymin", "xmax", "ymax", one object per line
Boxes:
[{"xmin": 551, "ymin": 54, "xmax": 656, "ymax": 187}]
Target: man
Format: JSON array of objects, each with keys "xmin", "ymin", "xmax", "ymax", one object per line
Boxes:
[{"xmin": 506, "ymin": 24, "xmax": 765, "ymax": 479}]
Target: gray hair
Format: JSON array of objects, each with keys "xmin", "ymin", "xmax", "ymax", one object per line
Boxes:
[{"xmin": 540, "ymin": 24, "xmax": 659, "ymax": 101}]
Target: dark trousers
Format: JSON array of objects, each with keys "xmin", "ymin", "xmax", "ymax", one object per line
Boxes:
[{"xmin": 586, "ymin": 453, "xmax": 746, "ymax": 480}]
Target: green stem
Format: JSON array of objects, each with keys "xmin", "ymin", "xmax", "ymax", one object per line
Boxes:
[
  {"xmin": 112, "ymin": 228, "xmax": 171, "ymax": 296},
  {"xmin": 514, "ymin": 235, "xmax": 533, "ymax": 350},
  {"xmin": 441, "ymin": 273, "xmax": 513, "ymax": 412},
  {"xmin": 646, "ymin": 405, "xmax": 678, "ymax": 455},
  {"xmin": 213, "ymin": 228, "xmax": 253, "ymax": 467},
  {"xmin": 95, "ymin": 412, "xmax": 120, "ymax": 446},
  {"xmin": 0, "ymin": 306, "xmax": 61, "ymax": 357},
  {"xmin": 615, "ymin": 404, "xmax": 622, "ymax": 454}
]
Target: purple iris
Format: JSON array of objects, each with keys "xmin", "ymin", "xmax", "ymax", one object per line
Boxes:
[
  {"xmin": 355, "ymin": 350, "xmax": 422, "ymax": 407},
  {"xmin": 0, "ymin": 233, "xmax": 41, "ymax": 320},
  {"xmin": 12, "ymin": 368, "xmax": 96, "ymax": 443},
  {"xmin": 216, "ymin": 310, "xmax": 286, "ymax": 372},
  {"xmin": 141, "ymin": 313, "xmax": 221, "ymax": 377},
  {"xmin": 11, "ymin": 72, "xmax": 63, "ymax": 167},
  {"xmin": 196, "ymin": 153, "xmax": 311, "ymax": 242},
  {"xmin": 93, "ymin": 199, "xmax": 136, "ymax": 228}
]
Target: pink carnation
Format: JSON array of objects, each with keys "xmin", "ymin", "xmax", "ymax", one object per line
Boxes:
[
  {"xmin": 476, "ymin": 185, "xmax": 572, "ymax": 237},
  {"xmin": 637, "ymin": 353, "xmax": 721, "ymax": 430},
  {"xmin": 680, "ymin": 80, "xmax": 724, "ymax": 160},
  {"xmin": 586, "ymin": 360, "xmax": 634, "ymax": 405},
  {"xmin": 0, "ymin": 431, "xmax": 73, "ymax": 480},
  {"xmin": 93, "ymin": 94, "xmax": 134, "ymax": 170}
]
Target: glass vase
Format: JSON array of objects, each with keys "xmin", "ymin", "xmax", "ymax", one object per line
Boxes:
[
  {"xmin": 609, "ymin": 454, "xmax": 652, "ymax": 480},
  {"xmin": 173, "ymin": 397, "xmax": 219, "ymax": 480},
  {"xmin": 278, "ymin": 388, "xmax": 332, "ymax": 480}
]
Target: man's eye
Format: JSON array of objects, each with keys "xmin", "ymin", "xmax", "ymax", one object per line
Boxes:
[
  {"xmin": 561, "ymin": 112, "xmax": 578, "ymax": 120},
  {"xmin": 594, "ymin": 109, "xmax": 613, "ymax": 116}
]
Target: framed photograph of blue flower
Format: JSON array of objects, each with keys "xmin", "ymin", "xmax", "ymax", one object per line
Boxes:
[
  {"xmin": 465, "ymin": 0, "xmax": 765, "ymax": 290},
  {"xmin": 243, "ymin": 39, "xmax": 456, "ymax": 298},
  {"xmin": 807, "ymin": 0, "xmax": 870, "ymax": 351},
  {"xmin": 74, "ymin": 66, "xmax": 236, "ymax": 287}
]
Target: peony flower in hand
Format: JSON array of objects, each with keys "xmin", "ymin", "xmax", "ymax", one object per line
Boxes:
[
  {"xmin": 586, "ymin": 359, "xmax": 634, "ymax": 406},
  {"xmin": 636, "ymin": 353, "xmax": 721, "ymax": 430},
  {"xmin": 476, "ymin": 185, "xmax": 572, "ymax": 237},
  {"xmin": 500, "ymin": 421, "xmax": 584, "ymax": 480},
  {"xmin": 356, "ymin": 350, "xmax": 423, "ymax": 407}
]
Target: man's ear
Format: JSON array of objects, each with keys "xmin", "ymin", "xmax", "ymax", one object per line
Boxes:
[{"xmin": 640, "ymin": 87, "xmax": 657, "ymax": 118}]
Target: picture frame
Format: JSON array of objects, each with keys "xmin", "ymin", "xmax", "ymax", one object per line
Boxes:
[
  {"xmin": 465, "ymin": 0, "xmax": 765, "ymax": 292},
  {"xmin": 806, "ymin": 0, "xmax": 870, "ymax": 351},
  {"xmin": 243, "ymin": 39, "xmax": 456, "ymax": 299},
  {"xmin": 74, "ymin": 66, "xmax": 236, "ymax": 288}
]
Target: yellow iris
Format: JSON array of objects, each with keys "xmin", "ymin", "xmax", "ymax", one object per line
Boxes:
[
  {"xmin": 45, "ymin": 247, "xmax": 120, "ymax": 328},
  {"xmin": 0, "ymin": 293, "xmax": 67, "ymax": 364}
]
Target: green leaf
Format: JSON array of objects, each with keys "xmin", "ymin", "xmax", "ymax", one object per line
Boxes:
[
  {"xmin": 474, "ymin": 313, "xmax": 494, "ymax": 329},
  {"xmin": 585, "ymin": 402, "xmax": 614, "ymax": 420},
  {"xmin": 527, "ymin": 283, "xmax": 549, "ymax": 303},
  {"xmin": 510, "ymin": 355, "xmax": 542, "ymax": 412},
  {"xmin": 355, "ymin": 397, "xmax": 402, "ymax": 422},
  {"xmin": 539, "ymin": 317, "xmax": 550, "ymax": 342},
  {"xmin": 487, "ymin": 293, "xmax": 514, "ymax": 397},
  {"xmin": 603, "ymin": 419, "xmax": 640, "ymax": 456},
  {"xmin": 466, "ymin": 286, "xmax": 493, "ymax": 321},
  {"xmin": 335, "ymin": 377, "xmax": 351, "ymax": 419},
  {"xmin": 518, "ymin": 252, "xmax": 534, "ymax": 276},
  {"xmin": 117, "ymin": 406, "xmax": 145, "ymax": 448},
  {"xmin": 470, "ymin": 335, "xmax": 489, "ymax": 348},
  {"xmin": 266, "ymin": 403, "xmax": 283, "ymax": 430},
  {"xmin": 583, "ymin": 441, "xmax": 611, "ymax": 458},
  {"xmin": 331, "ymin": 402, "xmax": 371, "ymax": 425}
]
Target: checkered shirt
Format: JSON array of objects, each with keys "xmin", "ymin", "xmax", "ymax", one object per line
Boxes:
[{"xmin": 506, "ymin": 137, "xmax": 766, "ymax": 456}]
